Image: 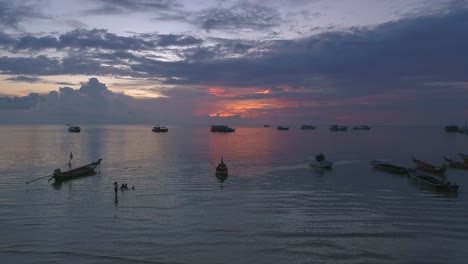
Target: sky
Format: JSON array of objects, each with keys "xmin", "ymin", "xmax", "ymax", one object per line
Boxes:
[{"xmin": 0, "ymin": 0, "xmax": 467, "ymax": 126}]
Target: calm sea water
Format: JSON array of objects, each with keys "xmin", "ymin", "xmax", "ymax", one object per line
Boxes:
[{"xmin": 1, "ymin": 125, "xmax": 468, "ymax": 264}]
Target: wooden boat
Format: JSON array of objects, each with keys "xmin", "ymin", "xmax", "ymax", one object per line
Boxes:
[
  {"xmin": 277, "ymin": 126, "xmax": 289, "ymax": 130},
  {"xmin": 444, "ymin": 156, "xmax": 468, "ymax": 170},
  {"xmin": 68, "ymin": 126, "xmax": 81, "ymax": 132},
  {"xmin": 211, "ymin": 125, "xmax": 235, "ymax": 132},
  {"xmin": 51, "ymin": 159, "xmax": 102, "ymax": 182},
  {"xmin": 408, "ymin": 170, "xmax": 459, "ymax": 193},
  {"xmin": 460, "ymin": 153, "xmax": 468, "ymax": 163},
  {"xmin": 329, "ymin": 125, "xmax": 348, "ymax": 131},
  {"xmin": 216, "ymin": 156, "xmax": 228, "ymax": 176},
  {"xmin": 412, "ymin": 157, "xmax": 446, "ymax": 175},
  {"xmin": 370, "ymin": 160, "xmax": 411, "ymax": 175},
  {"xmin": 152, "ymin": 125, "xmax": 168, "ymax": 132},
  {"xmin": 310, "ymin": 153, "xmax": 332, "ymax": 169}
]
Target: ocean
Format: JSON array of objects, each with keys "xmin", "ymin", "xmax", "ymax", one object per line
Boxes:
[{"xmin": 1, "ymin": 125, "xmax": 468, "ymax": 264}]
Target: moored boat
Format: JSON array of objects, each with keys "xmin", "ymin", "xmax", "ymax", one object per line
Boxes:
[
  {"xmin": 329, "ymin": 125, "xmax": 348, "ymax": 131},
  {"xmin": 216, "ymin": 156, "xmax": 228, "ymax": 176},
  {"xmin": 412, "ymin": 157, "xmax": 446, "ymax": 175},
  {"xmin": 408, "ymin": 170, "xmax": 459, "ymax": 193},
  {"xmin": 444, "ymin": 156, "xmax": 468, "ymax": 170},
  {"xmin": 51, "ymin": 159, "xmax": 102, "ymax": 182},
  {"xmin": 352, "ymin": 125, "xmax": 371, "ymax": 130},
  {"xmin": 263, "ymin": 124, "xmax": 271, "ymax": 127},
  {"xmin": 152, "ymin": 125, "xmax": 168, "ymax": 132},
  {"xmin": 277, "ymin": 126, "xmax": 289, "ymax": 130},
  {"xmin": 68, "ymin": 126, "xmax": 81, "ymax": 132},
  {"xmin": 211, "ymin": 125, "xmax": 235, "ymax": 132},
  {"xmin": 310, "ymin": 153, "xmax": 332, "ymax": 169},
  {"xmin": 370, "ymin": 160, "xmax": 411, "ymax": 175}
]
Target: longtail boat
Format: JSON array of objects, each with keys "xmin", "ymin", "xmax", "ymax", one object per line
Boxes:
[
  {"xmin": 370, "ymin": 160, "xmax": 411, "ymax": 175},
  {"xmin": 51, "ymin": 159, "xmax": 102, "ymax": 182},
  {"xmin": 444, "ymin": 157, "xmax": 468, "ymax": 170},
  {"xmin": 412, "ymin": 157, "xmax": 446, "ymax": 175},
  {"xmin": 408, "ymin": 170, "xmax": 459, "ymax": 193},
  {"xmin": 216, "ymin": 156, "xmax": 228, "ymax": 176}
]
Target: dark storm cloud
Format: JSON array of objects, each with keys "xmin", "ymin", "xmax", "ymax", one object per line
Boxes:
[
  {"xmin": 195, "ymin": 1, "xmax": 281, "ymax": 31},
  {"xmin": 1, "ymin": 6, "xmax": 468, "ymax": 102},
  {"xmin": 155, "ymin": 7, "xmax": 468, "ymax": 98}
]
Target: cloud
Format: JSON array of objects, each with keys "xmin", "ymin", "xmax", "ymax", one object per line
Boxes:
[
  {"xmin": 194, "ymin": 1, "xmax": 282, "ymax": 31},
  {"xmin": 87, "ymin": 0, "xmax": 181, "ymax": 15},
  {"xmin": 0, "ymin": 0, "xmax": 48, "ymax": 29},
  {"xmin": 5, "ymin": 75, "xmax": 43, "ymax": 83}
]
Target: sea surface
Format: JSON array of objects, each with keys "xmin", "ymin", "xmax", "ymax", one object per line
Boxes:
[{"xmin": 1, "ymin": 125, "xmax": 468, "ymax": 264}]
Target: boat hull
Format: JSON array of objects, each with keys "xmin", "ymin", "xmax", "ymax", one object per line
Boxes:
[
  {"xmin": 408, "ymin": 170, "xmax": 458, "ymax": 193},
  {"xmin": 52, "ymin": 159, "xmax": 102, "ymax": 182}
]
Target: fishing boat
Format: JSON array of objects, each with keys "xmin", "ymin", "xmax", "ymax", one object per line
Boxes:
[
  {"xmin": 460, "ymin": 153, "xmax": 468, "ymax": 163},
  {"xmin": 152, "ymin": 125, "xmax": 168, "ymax": 132},
  {"xmin": 51, "ymin": 159, "xmax": 102, "ymax": 182},
  {"xmin": 68, "ymin": 126, "xmax": 81, "ymax": 132},
  {"xmin": 444, "ymin": 157, "xmax": 468, "ymax": 170},
  {"xmin": 263, "ymin": 124, "xmax": 271, "ymax": 127},
  {"xmin": 310, "ymin": 153, "xmax": 332, "ymax": 169},
  {"xmin": 408, "ymin": 170, "xmax": 459, "ymax": 193},
  {"xmin": 277, "ymin": 126, "xmax": 289, "ymax": 130},
  {"xmin": 211, "ymin": 125, "xmax": 235, "ymax": 132},
  {"xmin": 300, "ymin": 125, "xmax": 316, "ymax": 130},
  {"xmin": 329, "ymin": 125, "xmax": 348, "ymax": 131},
  {"xmin": 352, "ymin": 125, "xmax": 371, "ymax": 130},
  {"xmin": 412, "ymin": 157, "xmax": 446, "ymax": 175},
  {"xmin": 370, "ymin": 160, "xmax": 411, "ymax": 175},
  {"xmin": 216, "ymin": 156, "xmax": 228, "ymax": 176}
]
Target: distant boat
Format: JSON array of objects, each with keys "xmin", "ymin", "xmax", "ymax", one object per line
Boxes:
[
  {"xmin": 51, "ymin": 159, "xmax": 102, "ymax": 182},
  {"xmin": 211, "ymin": 125, "xmax": 235, "ymax": 132},
  {"xmin": 310, "ymin": 153, "xmax": 332, "ymax": 169},
  {"xmin": 444, "ymin": 156, "xmax": 468, "ymax": 170},
  {"xmin": 68, "ymin": 126, "xmax": 81, "ymax": 133},
  {"xmin": 352, "ymin": 125, "xmax": 371, "ymax": 130},
  {"xmin": 152, "ymin": 125, "xmax": 168, "ymax": 132},
  {"xmin": 277, "ymin": 126, "xmax": 289, "ymax": 130},
  {"xmin": 300, "ymin": 125, "xmax": 316, "ymax": 130},
  {"xmin": 444, "ymin": 125, "xmax": 459, "ymax": 132},
  {"xmin": 329, "ymin": 125, "xmax": 348, "ymax": 131},
  {"xmin": 408, "ymin": 170, "xmax": 458, "ymax": 193},
  {"xmin": 370, "ymin": 160, "xmax": 411, "ymax": 175},
  {"xmin": 216, "ymin": 156, "xmax": 228, "ymax": 176},
  {"xmin": 412, "ymin": 157, "xmax": 446, "ymax": 175},
  {"xmin": 263, "ymin": 124, "xmax": 271, "ymax": 127}
]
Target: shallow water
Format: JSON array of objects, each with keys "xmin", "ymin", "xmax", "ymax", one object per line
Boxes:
[{"xmin": 1, "ymin": 125, "xmax": 468, "ymax": 264}]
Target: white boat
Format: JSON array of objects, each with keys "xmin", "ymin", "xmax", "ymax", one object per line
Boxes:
[{"xmin": 310, "ymin": 153, "xmax": 332, "ymax": 169}]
